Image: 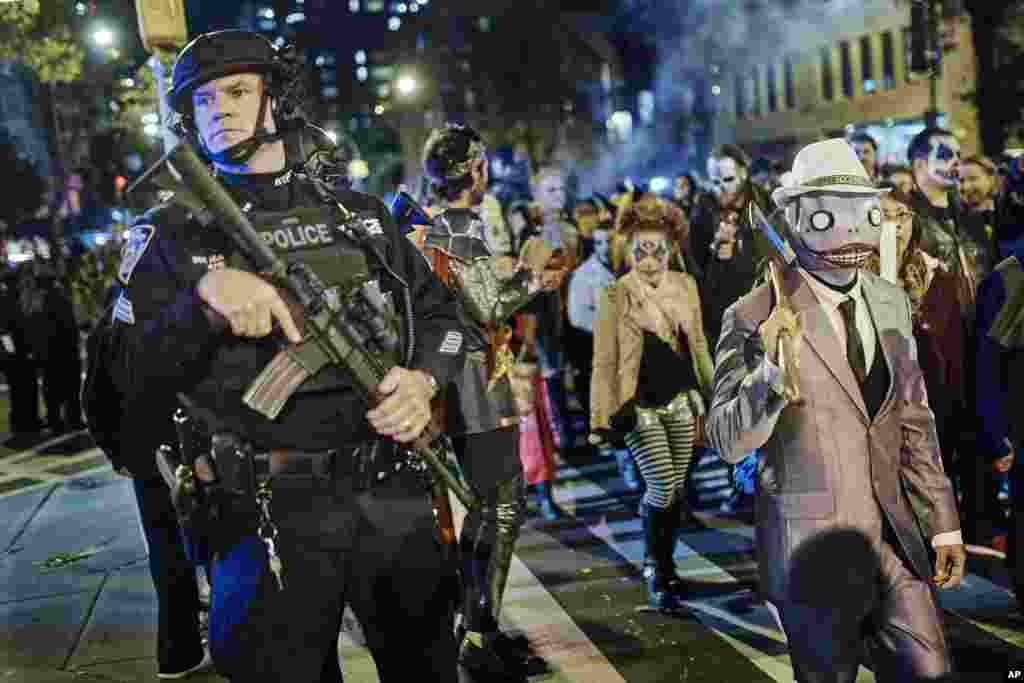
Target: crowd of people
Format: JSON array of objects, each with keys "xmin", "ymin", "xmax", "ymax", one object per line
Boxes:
[{"xmin": 2, "ymin": 25, "xmax": 1015, "ymax": 683}]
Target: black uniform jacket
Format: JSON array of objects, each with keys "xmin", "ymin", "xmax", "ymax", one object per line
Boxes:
[{"xmin": 110, "ymin": 168, "xmax": 465, "ymax": 476}]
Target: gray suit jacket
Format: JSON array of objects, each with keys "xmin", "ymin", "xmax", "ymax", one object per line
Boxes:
[{"xmin": 706, "ymin": 268, "xmax": 960, "ymax": 603}]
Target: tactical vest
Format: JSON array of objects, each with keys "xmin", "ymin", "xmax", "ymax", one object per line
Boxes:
[{"xmin": 192, "ymin": 203, "xmax": 402, "ymax": 415}]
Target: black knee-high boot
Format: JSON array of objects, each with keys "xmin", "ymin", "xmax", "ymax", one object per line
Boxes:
[
  {"xmin": 459, "ymin": 475, "xmax": 528, "ymax": 678},
  {"xmin": 642, "ymin": 502, "xmax": 685, "ymax": 611},
  {"xmin": 483, "ymin": 475, "xmax": 526, "ymax": 630}
]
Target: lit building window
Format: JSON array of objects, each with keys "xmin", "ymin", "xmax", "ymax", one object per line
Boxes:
[
  {"xmin": 410, "ymin": 2, "xmax": 420, "ymax": 12},
  {"xmin": 478, "ymin": 16, "xmax": 493, "ymax": 32},
  {"xmin": 75, "ymin": 2, "xmax": 87, "ymax": 16},
  {"xmin": 840, "ymin": 40, "xmax": 853, "ymax": 97},
  {"xmin": 882, "ymin": 31, "xmax": 896, "ymax": 89},
  {"xmin": 355, "ymin": 50, "xmax": 367, "ymax": 64},
  {"xmin": 285, "ymin": 12, "xmax": 305, "ymax": 24},
  {"xmin": 388, "ymin": 16, "xmax": 401, "ymax": 31},
  {"xmin": 258, "ymin": 7, "xmax": 275, "ymax": 19},
  {"xmin": 735, "ymin": 73, "xmax": 746, "ymax": 118},
  {"xmin": 315, "ymin": 54, "xmax": 335, "ymax": 67},
  {"xmin": 366, "ymin": 0, "xmax": 384, "ymax": 12},
  {"xmin": 784, "ymin": 56, "xmax": 795, "ymax": 108},
  {"xmin": 751, "ymin": 66, "xmax": 761, "ymax": 117},
  {"xmin": 349, "ymin": 0, "xmax": 360, "ymax": 12},
  {"xmin": 861, "ymin": 35, "xmax": 875, "ymax": 94},
  {"xmin": 396, "ymin": 3, "xmax": 408, "ymax": 14},
  {"xmin": 322, "ymin": 86, "xmax": 338, "ymax": 99},
  {"xmin": 356, "ymin": 66, "xmax": 369, "ymax": 81},
  {"xmin": 821, "ymin": 46, "xmax": 834, "ymax": 101}
]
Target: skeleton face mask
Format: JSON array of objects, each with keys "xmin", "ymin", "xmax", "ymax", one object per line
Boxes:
[
  {"xmin": 709, "ymin": 157, "xmax": 745, "ymax": 203},
  {"xmin": 927, "ymin": 136, "xmax": 960, "ymax": 188},
  {"xmin": 787, "ymin": 192, "xmax": 883, "ymax": 282}
]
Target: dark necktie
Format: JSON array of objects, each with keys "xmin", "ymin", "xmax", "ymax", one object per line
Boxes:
[{"xmin": 838, "ymin": 298, "xmax": 867, "ymax": 385}]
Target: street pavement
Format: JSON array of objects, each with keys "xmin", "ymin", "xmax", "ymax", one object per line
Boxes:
[{"xmin": 2, "ymin": 427, "xmax": 1024, "ymax": 682}]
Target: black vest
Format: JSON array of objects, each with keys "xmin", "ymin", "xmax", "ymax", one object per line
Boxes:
[{"xmin": 188, "ymin": 203, "xmax": 403, "ymax": 450}]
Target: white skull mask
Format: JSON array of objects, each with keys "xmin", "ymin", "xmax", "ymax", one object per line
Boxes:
[
  {"xmin": 785, "ymin": 192, "xmax": 883, "ymax": 280},
  {"xmin": 708, "ymin": 157, "xmax": 744, "ymax": 202},
  {"xmin": 927, "ymin": 135, "xmax": 960, "ymax": 188}
]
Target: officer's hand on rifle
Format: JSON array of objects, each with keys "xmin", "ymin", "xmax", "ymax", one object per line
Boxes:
[
  {"xmin": 197, "ymin": 268, "xmax": 303, "ymax": 344},
  {"xmin": 367, "ymin": 367, "xmax": 435, "ymax": 443}
]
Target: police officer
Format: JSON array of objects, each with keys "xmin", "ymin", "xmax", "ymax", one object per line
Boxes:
[
  {"xmin": 417, "ymin": 124, "xmax": 565, "ymax": 679},
  {"xmin": 109, "ymin": 30, "xmax": 465, "ymax": 682}
]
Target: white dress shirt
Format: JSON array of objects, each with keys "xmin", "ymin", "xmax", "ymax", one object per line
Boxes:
[{"xmin": 800, "ymin": 270, "xmax": 876, "ymax": 374}]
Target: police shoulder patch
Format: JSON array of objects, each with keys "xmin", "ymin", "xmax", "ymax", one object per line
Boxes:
[
  {"xmin": 362, "ymin": 218, "xmax": 384, "ymax": 236},
  {"xmin": 117, "ymin": 225, "xmax": 156, "ymax": 285}
]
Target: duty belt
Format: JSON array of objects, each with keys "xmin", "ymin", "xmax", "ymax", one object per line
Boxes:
[{"xmin": 248, "ymin": 440, "xmax": 407, "ymax": 491}]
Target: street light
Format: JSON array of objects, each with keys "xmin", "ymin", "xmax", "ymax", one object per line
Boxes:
[
  {"xmin": 92, "ymin": 27, "xmax": 115, "ymax": 48},
  {"xmin": 396, "ymin": 75, "xmax": 418, "ymax": 97}
]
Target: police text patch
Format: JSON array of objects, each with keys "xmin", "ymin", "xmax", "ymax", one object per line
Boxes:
[
  {"xmin": 439, "ymin": 330, "xmax": 463, "ymax": 355},
  {"xmin": 117, "ymin": 225, "xmax": 156, "ymax": 285}
]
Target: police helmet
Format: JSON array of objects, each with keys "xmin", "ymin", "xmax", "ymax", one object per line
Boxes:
[{"xmin": 170, "ymin": 30, "xmax": 284, "ymax": 115}]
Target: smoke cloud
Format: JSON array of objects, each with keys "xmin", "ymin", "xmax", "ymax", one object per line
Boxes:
[{"xmin": 575, "ymin": 0, "xmax": 898, "ymax": 196}]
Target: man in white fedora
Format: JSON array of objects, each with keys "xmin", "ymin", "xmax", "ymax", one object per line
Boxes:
[{"xmin": 706, "ymin": 138, "xmax": 965, "ymax": 682}]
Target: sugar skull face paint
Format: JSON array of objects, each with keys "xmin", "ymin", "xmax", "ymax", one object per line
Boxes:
[
  {"xmin": 629, "ymin": 230, "xmax": 671, "ymax": 285},
  {"xmin": 927, "ymin": 135, "xmax": 960, "ymax": 188},
  {"xmin": 787, "ymin": 192, "xmax": 883, "ymax": 281}
]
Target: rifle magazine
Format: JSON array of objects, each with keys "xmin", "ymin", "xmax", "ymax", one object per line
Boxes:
[{"xmin": 244, "ymin": 346, "xmax": 322, "ymax": 420}]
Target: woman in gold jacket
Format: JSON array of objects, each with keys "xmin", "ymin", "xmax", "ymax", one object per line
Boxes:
[{"xmin": 590, "ymin": 198, "xmax": 714, "ymax": 612}]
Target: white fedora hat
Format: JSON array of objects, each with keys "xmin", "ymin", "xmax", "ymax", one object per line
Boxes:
[{"xmin": 771, "ymin": 138, "xmax": 888, "ymax": 207}]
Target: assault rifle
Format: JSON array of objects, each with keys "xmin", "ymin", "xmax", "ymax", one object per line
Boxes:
[{"xmin": 162, "ymin": 142, "xmax": 476, "ymax": 510}]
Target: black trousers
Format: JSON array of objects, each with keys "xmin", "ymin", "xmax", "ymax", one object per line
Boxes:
[
  {"xmin": 564, "ymin": 326, "xmax": 594, "ymax": 419},
  {"xmin": 452, "ymin": 427, "xmax": 526, "ymax": 634},
  {"xmin": 210, "ymin": 468, "xmax": 457, "ymax": 682},
  {"xmin": 3, "ymin": 355, "xmax": 41, "ymax": 433},
  {"xmin": 42, "ymin": 351, "xmax": 82, "ymax": 429},
  {"xmin": 132, "ymin": 475, "xmax": 206, "ymax": 674}
]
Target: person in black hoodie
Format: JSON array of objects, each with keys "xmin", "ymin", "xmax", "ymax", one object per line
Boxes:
[
  {"xmin": 33, "ymin": 265, "xmax": 84, "ymax": 434},
  {"xmin": 0, "ymin": 266, "xmax": 43, "ymax": 442}
]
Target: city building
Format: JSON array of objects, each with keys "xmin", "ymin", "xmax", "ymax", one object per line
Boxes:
[
  {"xmin": 714, "ymin": 0, "xmax": 980, "ymax": 167},
  {"xmin": 237, "ymin": 0, "xmax": 622, "ymax": 192}
]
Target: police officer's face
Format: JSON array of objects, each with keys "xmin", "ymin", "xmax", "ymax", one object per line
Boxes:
[{"xmin": 192, "ymin": 73, "xmax": 275, "ymax": 155}]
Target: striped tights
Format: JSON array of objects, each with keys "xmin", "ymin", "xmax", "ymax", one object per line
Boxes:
[{"xmin": 625, "ymin": 412, "xmax": 697, "ymax": 510}]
